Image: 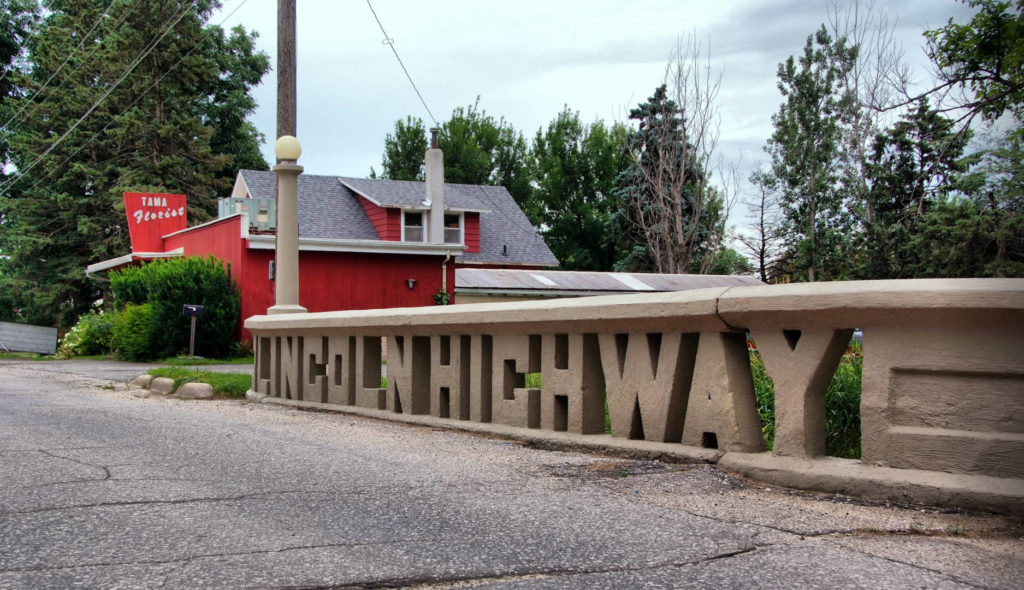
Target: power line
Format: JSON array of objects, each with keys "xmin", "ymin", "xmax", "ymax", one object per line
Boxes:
[
  {"xmin": 5, "ymin": 0, "xmax": 254, "ymax": 198},
  {"xmin": 365, "ymin": 0, "xmax": 439, "ymax": 128},
  {"xmin": 0, "ymin": 0, "xmax": 124, "ymax": 132},
  {"xmin": 0, "ymin": 2, "xmax": 196, "ymax": 197}
]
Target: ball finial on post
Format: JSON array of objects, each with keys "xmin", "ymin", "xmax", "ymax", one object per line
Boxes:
[{"xmin": 275, "ymin": 135, "xmax": 302, "ymax": 162}]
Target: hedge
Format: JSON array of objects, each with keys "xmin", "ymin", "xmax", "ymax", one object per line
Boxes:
[{"xmin": 109, "ymin": 256, "xmax": 240, "ymax": 359}]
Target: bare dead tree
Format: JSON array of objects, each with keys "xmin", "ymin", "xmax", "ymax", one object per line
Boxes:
[
  {"xmin": 620, "ymin": 34, "xmax": 730, "ymax": 274},
  {"xmin": 738, "ymin": 166, "xmax": 785, "ymax": 283},
  {"xmin": 827, "ymin": 0, "xmax": 912, "ymax": 224}
]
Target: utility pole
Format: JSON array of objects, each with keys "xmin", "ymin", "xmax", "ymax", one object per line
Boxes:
[
  {"xmin": 277, "ymin": 0, "xmax": 297, "ymax": 145},
  {"xmin": 269, "ymin": 0, "xmax": 304, "ymax": 314}
]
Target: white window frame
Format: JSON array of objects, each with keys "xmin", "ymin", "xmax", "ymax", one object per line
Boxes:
[
  {"xmin": 443, "ymin": 212, "xmax": 464, "ymax": 245},
  {"xmin": 402, "ymin": 210, "xmax": 426, "ymax": 242}
]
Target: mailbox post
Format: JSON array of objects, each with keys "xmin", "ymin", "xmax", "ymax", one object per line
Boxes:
[{"xmin": 182, "ymin": 304, "xmax": 205, "ymax": 357}]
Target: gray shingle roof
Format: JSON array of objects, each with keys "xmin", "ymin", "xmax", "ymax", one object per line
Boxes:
[
  {"xmin": 241, "ymin": 170, "xmax": 379, "ymax": 240},
  {"xmin": 238, "ymin": 170, "xmax": 558, "ymax": 266},
  {"xmin": 339, "ymin": 177, "xmax": 490, "ymax": 212},
  {"xmin": 458, "ymin": 184, "xmax": 557, "ymax": 266}
]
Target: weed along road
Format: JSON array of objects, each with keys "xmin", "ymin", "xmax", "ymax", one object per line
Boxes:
[{"xmin": 1, "ymin": 360, "xmax": 1021, "ymax": 589}]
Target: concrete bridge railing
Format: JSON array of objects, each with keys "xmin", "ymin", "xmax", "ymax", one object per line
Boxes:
[{"xmin": 245, "ymin": 278, "xmax": 1024, "ymax": 514}]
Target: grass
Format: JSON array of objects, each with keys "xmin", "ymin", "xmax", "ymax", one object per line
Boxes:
[
  {"xmin": 159, "ymin": 355, "xmax": 254, "ymax": 366},
  {"xmin": 750, "ymin": 344, "xmax": 863, "ymax": 458},
  {"xmin": 147, "ymin": 367, "xmax": 251, "ymax": 397},
  {"xmin": 0, "ymin": 351, "xmax": 55, "ymax": 360}
]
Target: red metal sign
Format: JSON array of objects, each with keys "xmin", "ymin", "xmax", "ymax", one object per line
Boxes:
[{"xmin": 123, "ymin": 192, "xmax": 187, "ymax": 252}]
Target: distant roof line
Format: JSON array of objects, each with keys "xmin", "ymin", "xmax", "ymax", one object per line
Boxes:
[{"xmin": 455, "ymin": 268, "xmax": 764, "ymax": 294}]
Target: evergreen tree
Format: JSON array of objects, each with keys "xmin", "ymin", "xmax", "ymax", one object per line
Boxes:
[
  {"xmin": 532, "ymin": 108, "xmax": 629, "ymax": 270},
  {"xmin": 927, "ymin": 130, "xmax": 1024, "ymax": 277},
  {"xmin": 0, "ymin": 0, "xmax": 39, "ymax": 170},
  {"xmin": 614, "ymin": 85, "xmax": 723, "ymax": 273},
  {"xmin": 0, "ymin": 0, "xmax": 268, "ymax": 328},
  {"xmin": 860, "ymin": 100, "xmax": 973, "ymax": 278},
  {"xmin": 765, "ymin": 26, "xmax": 858, "ymax": 282}
]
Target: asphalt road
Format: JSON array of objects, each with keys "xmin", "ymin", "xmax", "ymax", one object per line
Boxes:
[{"xmin": 1, "ymin": 359, "xmax": 1021, "ymax": 589}]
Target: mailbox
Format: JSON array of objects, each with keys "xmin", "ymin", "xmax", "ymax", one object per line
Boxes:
[{"xmin": 182, "ymin": 304, "xmax": 205, "ymax": 317}]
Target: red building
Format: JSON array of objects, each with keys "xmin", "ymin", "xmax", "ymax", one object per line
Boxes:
[{"xmin": 88, "ymin": 162, "xmax": 558, "ymax": 341}]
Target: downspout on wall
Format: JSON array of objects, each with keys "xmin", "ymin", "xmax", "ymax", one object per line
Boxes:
[{"xmin": 441, "ymin": 249, "xmax": 452, "ymax": 294}]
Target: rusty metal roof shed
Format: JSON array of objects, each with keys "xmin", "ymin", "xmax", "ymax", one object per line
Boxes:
[{"xmin": 455, "ymin": 268, "xmax": 764, "ymax": 297}]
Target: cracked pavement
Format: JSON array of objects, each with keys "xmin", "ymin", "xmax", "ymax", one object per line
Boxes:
[{"xmin": 1, "ymin": 359, "xmax": 1022, "ymax": 589}]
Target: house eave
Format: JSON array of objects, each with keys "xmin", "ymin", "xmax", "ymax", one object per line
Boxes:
[
  {"xmin": 85, "ymin": 247, "xmax": 185, "ymax": 277},
  {"xmin": 246, "ymin": 235, "xmax": 467, "ymax": 256}
]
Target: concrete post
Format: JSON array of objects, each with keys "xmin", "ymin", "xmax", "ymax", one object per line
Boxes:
[{"xmin": 268, "ymin": 135, "xmax": 307, "ymax": 315}]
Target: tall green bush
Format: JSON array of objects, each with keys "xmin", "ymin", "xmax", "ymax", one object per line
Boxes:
[
  {"xmin": 112, "ymin": 304, "xmax": 157, "ymax": 361},
  {"xmin": 109, "ymin": 256, "xmax": 241, "ymax": 359},
  {"xmin": 109, "ymin": 264, "xmax": 153, "ymax": 308}
]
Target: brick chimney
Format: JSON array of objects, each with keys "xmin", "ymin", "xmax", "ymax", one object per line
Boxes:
[{"xmin": 426, "ymin": 127, "xmax": 445, "ymax": 244}]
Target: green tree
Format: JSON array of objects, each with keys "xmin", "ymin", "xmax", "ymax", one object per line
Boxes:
[
  {"xmin": 942, "ymin": 131, "xmax": 1024, "ymax": 276},
  {"xmin": 765, "ymin": 26, "xmax": 858, "ymax": 282},
  {"xmin": 0, "ymin": 0, "xmax": 39, "ymax": 168},
  {"xmin": 707, "ymin": 247, "xmax": 755, "ymax": 276},
  {"xmin": 375, "ymin": 99, "xmax": 533, "ymax": 213},
  {"xmin": 532, "ymin": 107, "xmax": 629, "ymax": 270},
  {"xmin": 0, "ymin": 0, "xmax": 268, "ymax": 328},
  {"xmin": 438, "ymin": 98, "xmax": 533, "ymax": 211},
  {"xmin": 378, "ymin": 115, "xmax": 428, "ymax": 181},
  {"xmin": 922, "ymin": 0, "xmax": 1024, "ymax": 131},
  {"xmin": 979, "ymin": 133, "xmax": 1024, "ymax": 275},
  {"xmin": 860, "ymin": 100, "xmax": 974, "ymax": 278},
  {"xmin": 204, "ymin": 23, "xmax": 272, "ymax": 178}
]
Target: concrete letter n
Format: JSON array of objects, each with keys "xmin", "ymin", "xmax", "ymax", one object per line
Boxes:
[{"xmin": 387, "ymin": 335, "xmax": 431, "ymax": 414}]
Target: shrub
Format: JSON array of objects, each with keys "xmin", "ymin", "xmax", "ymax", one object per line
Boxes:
[
  {"xmin": 57, "ymin": 307, "xmax": 115, "ymax": 358},
  {"xmin": 112, "ymin": 304, "xmax": 158, "ymax": 361},
  {"xmin": 109, "ymin": 256, "xmax": 241, "ymax": 359},
  {"xmin": 145, "ymin": 257, "xmax": 240, "ymax": 358},
  {"xmin": 110, "ymin": 265, "xmax": 153, "ymax": 308}
]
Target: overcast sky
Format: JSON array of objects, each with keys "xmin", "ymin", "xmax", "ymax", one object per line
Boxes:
[{"xmin": 214, "ymin": 0, "xmax": 975, "ymax": 199}]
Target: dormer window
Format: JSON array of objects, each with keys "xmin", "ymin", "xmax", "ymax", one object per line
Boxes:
[
  {"xmin": 403, "ymin": 211, "xmax": 424, "ymax": 242},
  {"xmin": 444, "ymin": 213, "xmax": 462, "ymax": 244}
]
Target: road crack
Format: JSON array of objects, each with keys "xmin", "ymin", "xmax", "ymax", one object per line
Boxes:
[{"xmin": 5, "ymin": 489, "xmax": 322, "ymax": 516}]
